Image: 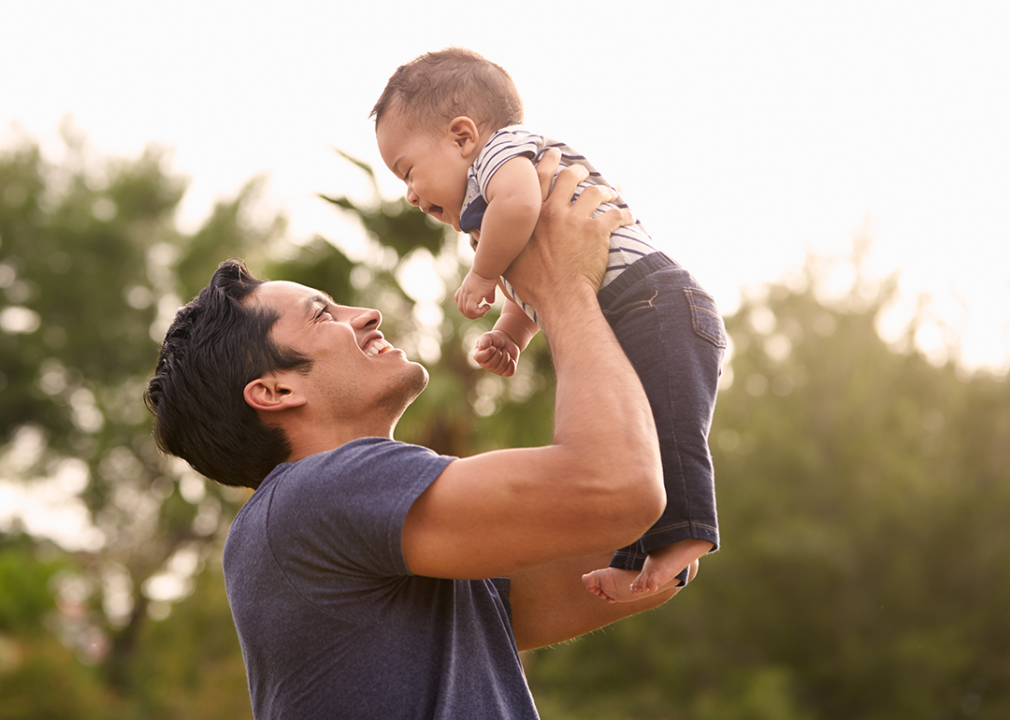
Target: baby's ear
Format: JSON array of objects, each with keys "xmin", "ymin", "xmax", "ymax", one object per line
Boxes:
[{"xmin": 447, "ymin": 116, "xmax": 480, "ymax": 158}]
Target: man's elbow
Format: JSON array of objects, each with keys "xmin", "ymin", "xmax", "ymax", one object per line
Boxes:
[
  {"xmin": 618, "ymin": 432, "xmax": 665, "ymax": 519},
  {"xmin": 624, "ymin": 459, "xmax": 666, "ymax": 531},
  {"xmin": 592, "ymin": 454, "xmax": 665, "ymax": 544},
  {"xmin": 560, "ymin": 432, "xmax": 665, "ymax": 548},
  {"xmin": 613, "ymin": 409, "xmax": 663, "ymax": 494}
]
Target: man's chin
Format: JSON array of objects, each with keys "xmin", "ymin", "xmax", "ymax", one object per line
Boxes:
[
  {"xmin": 382, "ymin": 363, "xmax": 429, "ymax": 414},
  {"xmin": 408, "ymin": 363, "xmax": 430, "ymax": 399}
]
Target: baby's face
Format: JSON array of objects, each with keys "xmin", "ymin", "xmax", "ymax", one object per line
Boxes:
[{"xmin": 376, "ymin": 111, "xmax": 472, "ymax": 231}]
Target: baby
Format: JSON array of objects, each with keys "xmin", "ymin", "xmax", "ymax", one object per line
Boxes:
[{"xmin": 372, "ymin": 48, "xmax": 725, "ymax": 602}]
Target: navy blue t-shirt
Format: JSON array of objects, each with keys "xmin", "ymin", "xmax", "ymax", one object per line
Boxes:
[{"xmin": 222, "ymin": 437, "xmax": 540, "ymax": 719}]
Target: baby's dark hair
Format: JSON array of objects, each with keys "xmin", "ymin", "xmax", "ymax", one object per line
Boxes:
[
  {"xmin": 371, "ymin": 47, "xmax": 523, "ymax": 134},
  {"xmin": 144, "ymin": 259, "xmax": 312, "ymax": 489}
]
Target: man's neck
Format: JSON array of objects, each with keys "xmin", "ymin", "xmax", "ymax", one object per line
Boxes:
[{"xmin": 280, "ymin": 409, "xmax": 399, "ymax": 463}]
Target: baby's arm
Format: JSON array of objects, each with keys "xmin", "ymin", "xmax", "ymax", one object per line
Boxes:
[
  {"xmin": 455, "ymin": 157, "xmax": 542, "ymax": 319},
  {"xmin": 473, "ymin": 298, "xmax": 540, "ymax": 377}
]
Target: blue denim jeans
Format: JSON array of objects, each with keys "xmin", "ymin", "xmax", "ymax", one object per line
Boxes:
[{"xmin": 599, "ymin": 253, "xmax": 726, "ymax": 580}]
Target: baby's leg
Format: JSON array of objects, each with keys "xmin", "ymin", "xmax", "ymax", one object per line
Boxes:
[{"xmin": 594, "ymin": 257, "xmax": 726, "ymax": 601}]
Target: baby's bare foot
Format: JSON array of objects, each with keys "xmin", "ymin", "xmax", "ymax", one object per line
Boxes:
[
  {"xmin": 581, "ymin": 567, "xmax": 640, "ymax": 603},
  {"xmin": 630, "ymin": 553, "xmax": 681, "ymax": 595},
  {"xmin": 631, "ymin": 539, "xmax": 713, "ymax": 595}
]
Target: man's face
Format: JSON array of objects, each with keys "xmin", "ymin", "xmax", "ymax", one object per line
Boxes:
[
  {"xmin": 376, "ymin": 109, "xmax": 472, "ymax": 231},
  {"xmin": 251, "ymin": 280, "xmax": 428, "ymax": 420}
]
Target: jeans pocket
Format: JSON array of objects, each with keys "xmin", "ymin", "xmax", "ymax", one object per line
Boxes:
[
  {"xmin": 602, "ymin": 289, "xmax": 659, "ymax": 326},
  {"xmin": 683, "ymin": 288, "xmax": 727, "ymax": 349}
]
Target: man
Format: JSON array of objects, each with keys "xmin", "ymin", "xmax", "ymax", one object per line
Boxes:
[{"xmin": 145, "ymin": 153, "xmax": 693, "ymax": 718}]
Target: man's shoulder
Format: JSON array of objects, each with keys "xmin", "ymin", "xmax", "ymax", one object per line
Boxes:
[
  {"xmin": 272, "ymin": 438, "xmax": 454, "ymax": 502},
  {"xmin": 225, "ymin": 438, "xmax": 456, "ymax": 576},
  {"xmin": 232, "ymin": 439, "xmax": 448, "ymax": 521},
  {"xmin": 284, "ymin": 437, "xmax": 446, "ymax": 474}
]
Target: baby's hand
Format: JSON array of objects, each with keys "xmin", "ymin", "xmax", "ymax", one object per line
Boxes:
[
  {"xmin": 473, "ymin": 330, "xmax": 520, "ymax": 377},
  {"xmin": 455, "ymin": 270, "xmax": 497, "ymax": 319}
]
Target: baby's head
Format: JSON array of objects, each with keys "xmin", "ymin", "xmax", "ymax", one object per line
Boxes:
[
  {"xmin": 372, "ymin": 48, "xmax": 523, "ymax": 230},
  {"xmin": 371, "ymin": 47, "xmax": 523, "ymax": 138}
]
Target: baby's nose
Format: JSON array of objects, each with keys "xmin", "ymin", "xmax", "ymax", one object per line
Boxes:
[{"xmin": 406, "ymin": 187, "xmax": 420, "ymax": 206}]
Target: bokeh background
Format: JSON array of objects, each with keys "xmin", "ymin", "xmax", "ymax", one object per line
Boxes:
[{"xmin": 2, "ymin": 2, "xmax": 1008, "ymax": 718}]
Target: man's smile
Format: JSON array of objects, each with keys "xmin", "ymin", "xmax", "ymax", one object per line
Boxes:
[{"xmin": 363, "ymin": 336, "xmax": 395, "ymax": 357}]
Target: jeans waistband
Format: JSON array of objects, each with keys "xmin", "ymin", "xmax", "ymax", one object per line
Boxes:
[{"xmin": 598, "ymin": 252, "xmax": 679, "ymax": 307}]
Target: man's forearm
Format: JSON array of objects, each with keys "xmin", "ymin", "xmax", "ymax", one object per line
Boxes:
[
  {"xmin": 536, "ymin": 283, "xmax": 665, "ymax": 541},
  {"xmin": 505, "ymin": 165, "xmax": 665, "ymax": 545},
  {"xmin": 509, "ymin": 553, "xmax": 680, "ymax": 651}
]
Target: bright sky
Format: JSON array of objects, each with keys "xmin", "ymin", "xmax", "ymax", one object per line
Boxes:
[{"xmin": 4, "ymin": 1, "xmax": 1009, "ymax": 372}]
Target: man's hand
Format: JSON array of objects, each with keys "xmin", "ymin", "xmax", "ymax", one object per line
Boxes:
[{"xmin": 503, "ymin": 149, "xmax": 633, "ymax": 313}]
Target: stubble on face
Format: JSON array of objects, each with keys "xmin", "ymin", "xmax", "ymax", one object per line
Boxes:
[
  {"xmin": 377, "ymin": 362, "xmax": 430, "ymax": 418},
  {"xmin": 311, "ymin": 335, "xmax": 429, "ymax": 428}
]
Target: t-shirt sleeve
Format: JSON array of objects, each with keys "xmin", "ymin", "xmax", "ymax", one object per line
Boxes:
[
  {"xmin": 471, "ymin": 127, "xmax": 541, "ymax": 198},
  {"xmin": 264, "ymin": 439, "xmax": 454, "ymax": 619}
]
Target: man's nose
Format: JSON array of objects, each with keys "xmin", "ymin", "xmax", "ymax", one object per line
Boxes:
[{"xmin": 353, "ymin": 307, "xmax": 382, "ymax": 329}]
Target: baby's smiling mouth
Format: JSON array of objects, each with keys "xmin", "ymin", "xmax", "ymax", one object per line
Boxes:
[{"xmin": 420, "ymin": 203, "xmax": 459, "ymax": 230}]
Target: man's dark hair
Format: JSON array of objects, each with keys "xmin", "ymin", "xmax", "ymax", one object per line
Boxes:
[{"xmin": 144, "ymin": 259, "xmax": 312, "ymax": 489}]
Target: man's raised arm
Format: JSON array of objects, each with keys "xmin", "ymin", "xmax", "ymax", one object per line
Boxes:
[{"xmin": 401, "ymin": 156, "xmax": 664, "ymax": 580}]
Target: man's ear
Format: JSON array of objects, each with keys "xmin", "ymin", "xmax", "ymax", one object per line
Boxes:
[
  {"xmin": 447, "ymin": 116, "xmax": 480, "ymax": 159},
  {"xmin": 243, "ymin": 376, "xmax": 307, "ymax": 413}
]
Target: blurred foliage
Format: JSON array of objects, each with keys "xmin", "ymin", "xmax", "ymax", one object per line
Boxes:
[
  {"xmin": 1, "ymin": 130, "xmax": 1008, "ymax": 718},
  {"xmin": 526, "ymin": 262, "xmax": 1010, "ymax": 719},
  {"xmin": 0, "ymin": 129, "xmax": 551, "ymax": 718}
]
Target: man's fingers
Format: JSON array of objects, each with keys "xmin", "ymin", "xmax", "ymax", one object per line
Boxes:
[
  {"xmin": 593, "ymin": 207, "xmax": 635, "ymax": 236},
  {"xmin": 569, "ymin": 183, "xmax": 618, "ymax": 216},
  {"xmin": 545, "ymin": 163, "xmax": 590, "ymax": 207},
  {"xmin": 534, "ymin": 151, "xmax": 623, "ymax": 229},
  {"xmin": 535, "ymin": 148, "xmax": 562, "ymax": 200}
]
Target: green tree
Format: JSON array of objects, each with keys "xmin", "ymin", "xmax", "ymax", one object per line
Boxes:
[
  {"xmin": 0, "ymin": 128, "xmax": 279, "ymax": 703},
  {"xmin": 0, "ymin": 535, "xmax": 125, "ymax": 720}
]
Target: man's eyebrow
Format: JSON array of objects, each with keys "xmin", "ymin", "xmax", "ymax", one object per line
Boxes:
[{"xmin": 303, "ymin": 293, "xmax": 336, "ymax": 316}]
